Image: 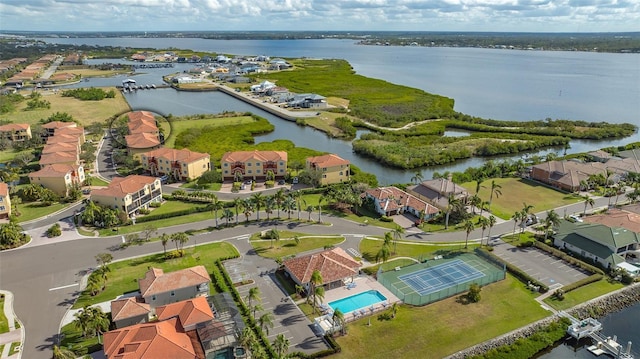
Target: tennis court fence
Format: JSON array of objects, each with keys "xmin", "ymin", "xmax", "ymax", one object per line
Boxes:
[{"xmin": 377, "ymin": 250, "xmax": 506, "ymax": 306}]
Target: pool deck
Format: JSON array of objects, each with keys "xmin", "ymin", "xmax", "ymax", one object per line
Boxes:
[{"xmin": 321, "ymin": 276, "xmax": 401, "ymax": 321}]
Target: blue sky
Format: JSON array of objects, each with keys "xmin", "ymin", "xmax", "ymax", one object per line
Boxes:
[{"xmin": 1, "ymin": 0, "xmax": 638, "ymax": 33}]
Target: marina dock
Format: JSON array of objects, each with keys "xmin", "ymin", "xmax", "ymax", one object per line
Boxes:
[{"xmin": 561, "ymin": 311, "xmax": 634, "ymax": 358}]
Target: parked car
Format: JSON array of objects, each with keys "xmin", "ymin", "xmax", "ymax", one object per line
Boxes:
[
  {"xmin": 278, "ymin": 179, "xmax": 286, "ymax": 185},
  {"xmin": 568, "ymin": 214, "xmax": 583, "ymax": 223},
  {"xmin": 292, "ymin": 177, "xmax": 299, "ymax": 184}
]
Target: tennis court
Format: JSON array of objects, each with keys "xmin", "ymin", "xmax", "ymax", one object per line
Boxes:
[{"xmin": 378, "ymin": 252, "xmax": 506, "ymax": 306}]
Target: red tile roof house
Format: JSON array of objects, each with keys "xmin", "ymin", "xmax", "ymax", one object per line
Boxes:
[
  {"xmin": 407, "ymin": 176, "xmax": 469, "ymax": 210},
  {"xmin": 364, "ymin": 186, "xmax": 440, "ymax": 223},
  {"xmin": 283, "ymin": 247, "xmax": 361, "ymax": 291},
  {"xmin": 138, "ymin": 266, "xmax": 211, "ymax": 307},
  {"xmin": 111, "ymin": 297, "xmax": 152, "ymax": 329}
]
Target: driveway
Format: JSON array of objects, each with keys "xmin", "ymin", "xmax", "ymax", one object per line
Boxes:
[{"xmin": 491, "ymin": 239, "xmax": 590, "ymax": 287}]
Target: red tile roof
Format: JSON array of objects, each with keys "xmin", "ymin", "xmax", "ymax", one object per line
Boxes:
[
  {"xmin": 42, "ymin": 142, "xmax": 78, "ymax": 154},
  {"xmin": 284, "ymin": 247, "xmax": 360, "ymax": 285},
  {"xmin": 221, "ymin": 150, "xmax": 287, "ymax": 163},
  {"xmin": 138, "ymin": 266, "xmax": 210, "ymax": 297},
  {"xmin": 0, "ymin": 123, "xmax": 30, "ymax": 131},
  {"xmin": 111, "ymin": 297, "xmax": 151, "ymax": 322},
  {"xmin": 128, "ymin": 111, "xmax": 156, "ymax": 123},
  {"xmin": 142, "ymin": 148, "xmax": 209, "ymax": 163},
  {"xmin": 46, "ymin": 133, "xmax": 81, "ymax": 144},
  {"xmin": 307, "ymin": 154, "xmax": 350, "ymax": 168},
  {"xmin": 156, "ymin": 297, "xmax": 213, "ymax": 328},
  {"xmin": 584, "ymin": 208, "xmax": 640, "ymax": 234},
  {"xmin": 39, "ymin": 151, "xmax": 78, "ymax": 165},
  {"xmin": 103, "ymin": 317, "xmax": 197, "ymax": 359},
  {"xmin": 42, "ymin": 121, "xmax": 77, "ymax": 130},
  {"xmin": 0, "ymin": 182, "xmax": 8, "ymax": 197},
  {"xmin": 125, "ymin": 133, "xmax": 160, "ymax": 149},
  {"xmin": 91, "ymin": 175, "xmax": 157, "ymax": 198},
  {"xmin": 365, "ymin": 186, "xmax": 439, "ymax": 215},
  {"xmin": 29, "ymin": 164, "xmax": 81, "ymax": 178}
]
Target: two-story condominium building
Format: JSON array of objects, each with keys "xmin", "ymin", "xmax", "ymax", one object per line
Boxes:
[
  {"xmin": 140, "ymin": 148, "xmax": 210, "ymax": 181},
  {"xmin": 0, "ymin": 182, "xmax": 11, "ymax": 219},
  {"xmin": 306, "ymin": 154, "xmax": 350, "ymax": 185},
  {"xmin": 138, "ymin": 266, "xmax": 211, "ymax": 307},
  {"xmin": 221, "ymin": 150, "xmax": 287, "ymax": 182},
  {"xmin": 125, "ymin": 111, "xmax": 161, "ymax": 160},
  {"xmin": 90, "ymin": 175, "xmax": 162, "ymax": 217},
  {"xmin": 0, "ymin": 123, "xmax": 31, "ymax": 142},
  {"xmin": 125, "ymin": 133, "xmax": 161, "ymax": 160},
  {"xmin": 28, "ymin": 164, "xmax": 85, "ymax": 197},
  {"xmin": 41, "ymin": 121, "xmax": 78, "ymax": 138}
]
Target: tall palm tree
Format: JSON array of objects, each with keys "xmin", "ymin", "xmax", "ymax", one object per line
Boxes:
[
  {"xmin": 410, "ymin": 172, "xmax": 423, "ymax": 184},
  {"xmin": 160, "ymin": 233, "xmax": 170, "ymax": 254},
  {"xmin": 233, "ymin": 197, "xmax": 243, "ymax": 224},
  {"xmin": 239, "ymin": 327, "xmax": 256, "ymax": 350},
  {"xmin": 171, "ymin": 232, "xmax": 190, "ymax": 253},
  {"xmin": 309, "ymin": 270, "xmax": 323, "ymax": 314},
  {"xmin": 478, "ymin": 216, "xmax": 489, "ymax": 244},
  {"xmin": 207, "ymin": 194, "xmax": 222, "ymax": 228},
  {"xmin": 73, "ymin": 305, "xmax": 92, "ymax": 338},
  {"xmin": 258, "ymin": 312, "xmax": 275, "ymax": 335},
  {"xmin": 391, "ymin": 225, "xmax": 405, "ymax": 254},
  {"xmin": 544, "ymin": 209, "xmax": 561, "ymax": 241},
  {"xmin": 469, "ymin": 195, "xmax": 482, "ymax": 215},
  {"xmin": 444, "ymin": 194, "xmax": 460, "ymax": 230},
  {"xmin": 292, "ymin": 190, "xmax": 303, "ymax": 220},
  {"xmin": 251, "ymin": 192, "xmax": 265, "ymax": 221},
  {"xmin": 463, "ymin": 219, "xmax": 475, "ymax": 249},
  {"xmin": 317, "ymin": 194, "xmax": 325, "ymax": 223},
  {"xmin": 582, "ymin": 194, "xmax": 595, "ymax": 216},
  {"xmin": 245, "ymin": 287, "xmax": 261, "ymax": 315},
  {"xmin": 242, "ymin": 198, "xmax": 254, "ymax": 223},
  {"xmin": 274, "ymin": 188, "xmax": 285, "ymax": 219},
  {"xmin": 486, "ymin": 215, "xmax": 497, "ymax": 245},
  {"xmin": 512, "ymin": 211, "xmax": 523, "ymax": 235},
  {"xmin": 89, "ymin": 307, "xmax": 110, "ymax": 344},
  {"xmin": 488, "ymin": 180, "xmax": 502, "ymax": 211},
  {"xmin": 222, "ymin": 209, "xmax": 234, "ymax": 227},
  {"xmin": 376, "ymin": 244, "xmax": 390, "ymax": 264},
  {"xmin": 306, "ymin": 204, "xmax": 315, "ymax": 221},
  {"xmin": 264, "ymin": 196, "xmax": 275, "ymax": 221},
  {"xmin": 52, "ymin": 345, "xmax": 76, "ymax": 359},
  {"xmin": 282, "ymin": 196, "xmax": 296, "ymax": 219},
  {"xmin": 332, "ymin": 309, "xmax": 346, "ymax": 335},
  {"xmin": 273, "ymin": 333, "xmax": 290, "ymax": 359},
  {"xmin": 391, "ymin": 302, "xmax": 399, "ymax": 319}
]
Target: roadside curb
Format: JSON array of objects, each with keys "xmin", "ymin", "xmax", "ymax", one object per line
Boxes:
[
  {"xmin": 0, "ymin": 290, "xmax": 24, "ymax": 359},
  {"xmin": 18, "ymin": 200, "xmax": 83, "ymax": 226}
]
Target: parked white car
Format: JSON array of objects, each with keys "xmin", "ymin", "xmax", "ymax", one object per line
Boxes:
[{"xmin": 568, "ymin": 215, "xmax": 584, "ymax": 223}]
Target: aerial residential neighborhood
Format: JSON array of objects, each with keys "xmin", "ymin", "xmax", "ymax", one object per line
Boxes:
[{"xmin": 0, "ymin": 32, "xmax": 640, "ymax": 359}]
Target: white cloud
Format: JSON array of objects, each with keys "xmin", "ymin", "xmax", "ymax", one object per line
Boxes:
[{"xmin": 0, "ymin": 0, "xmax": 638, "ymax": 31}]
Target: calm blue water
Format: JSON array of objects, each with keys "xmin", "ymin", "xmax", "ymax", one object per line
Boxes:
[{"xmin": 328, "ymin": 290, "xmax": 387, "ymax": 314}]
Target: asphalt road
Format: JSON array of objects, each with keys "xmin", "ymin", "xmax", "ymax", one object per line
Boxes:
[{"xmin": 0, "ymin": 187, "xmax": 618, "ymax": 359}]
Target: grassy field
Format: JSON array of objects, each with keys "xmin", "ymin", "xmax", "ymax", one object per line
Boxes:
[
  {"xmin": 0, "ymin": 296, "xmax": 8, "ymax": 333},
  {"xmin": 97, "ymin": 209, "xmax": 214, "ymax": 236},
  {"xmin": 335, "ymin": 275, "xmax": 549, "ymax": 359},
  {"xmin": 0, "ymin": 149, "xmax": 32, "ymax": 163},
  {"xmin": 9, "ymin": 88, "xmax": 130, "ymax": 126},
  {"xmin": 89, "ymin": 176, "xmax": 110, "ymax": 187},
  {"xmin": 165, "ymin": 115, "xmax": 255, "ymax": 148},
  {"xmin": 15, "ymin": 201, "xmax": 70, "ymax": 223},
  {"xmin": 180, "ymin": 181, "xmax": 222, "ymax": 191},
  {"xmin": 55, "ymin": 68, "xmax": 130, "ymax": 78},
  {"xmin": 73, "ymin": 241, "xmax": 238, "ymax": 308},
  {"xmin": 543, "ymin": 279, "xmax": 625, "ymax": 310},
  {"xmin": 146, "ymin": 200, "xmax": 208, "ymax": 216},
  {"xmin": 60, "ymin": 322, "xmax": 100, "ymax": 356},
  {"xmin": 250, "ymin": 234, "xmax": 344, "ymax": 259},
  {"xmin": 461, "ymin": 177, "xmax": 581, "ymax": 220},
  {"xmin": 359, "ymin": 237, "xmax": 478, "ymax": 264}
]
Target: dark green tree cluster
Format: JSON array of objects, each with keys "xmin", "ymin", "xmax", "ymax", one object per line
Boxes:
[
  {"xmin": 0, "ymin": 222, "xmax": 29, "ymax": 249},
  {"xmin": 0, "ymin": 92, "xmax": 24, "ymax": 114},
  {"xmin": 80, "ymin": 201, "xmax": 124, "ymax": 228},
  {"xmin": 62, "ymin": 87, "xmax": 116, "ymax": 101},
  {"xmin": 24, "ymin": 92, "xmax": 50, "ymax": 110}
]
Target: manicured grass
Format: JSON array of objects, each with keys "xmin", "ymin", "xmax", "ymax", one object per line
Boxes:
[
  {"xmin": 250, "ymin": 234, "xmax": 344, "ymax": 259},
  {"xmin": 60, "ymin": 322, "xmax": 101, "ymax": 356},
  {"xmin": 180, "ymin": 181, "xmax": 222, "ymax": 191},
  {"xmin": 461, "ymin": 178, "xmax": 581, "ymax": 220},
  {"xmin": 97, "ymin": 210, "xmax": 213, "ymax": 236},
  {"xmin": 88, "ymin": 176, "xmax": 110, "ymax": 186},
  {"xmin": 15, "ymin": 201, "xmax": 70, "ymax": 223},
  {"xmin": 9, "ymin": 88, "xmax": 130, "ymax": 126},
  {"xmin": 166, "ymin": 115, "xmax": 254, "ymax": 148},
  {"xmin": 146, "ymin": 200, "xmax": 207, "ymax": 216},
  {"xmin": 359, "ymin": 237, "xmax": 479, "ymax": 263},
  {"xmin": 73, "ymin": 241, "xmax": 238, "ymax": 308},
  {"xmin": 8, "ymin": 342, "xmax": 20, "ymax": 355},
  {"xmin": 543, "ymin": 279, "xmax": 625, "ymax": 310},
  {"xmin": 0, "ymin": 149, "xmax": 32, "ymax": 163},
  {"xmin": 334, "ymin": 275, "xmax": 549, "ymax": 359},
  {"xmin": 0, "ymin": 296, "xmax": 8, "ymax": 333},
  {"xmin": 57, "ymin": 68, "xmax": 129, "ymax": 78}
]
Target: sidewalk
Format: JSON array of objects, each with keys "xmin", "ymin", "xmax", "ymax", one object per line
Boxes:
[{"xmin": 0, "ymin": 290, "xmax": 23, "ymax": 359}]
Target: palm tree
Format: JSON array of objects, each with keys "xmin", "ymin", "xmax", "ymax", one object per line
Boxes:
[
  {"xmin": 245, "ymin": 287, "xmax": 261, "ymax": 315},
  {"xmin": 171, "ymin": 232, "xmax": 189, "ymax": 253},
  {"xmin": 239, "ymin": 327, "xmax": 256, "ymax": 350},
  {"xmin": 264, "ymin": 196, "xmax": 275, "ymax": 221},
  {"xmin": 258, "ymin": 312, "xmax": 275, "ymax": 335},
  {"xmin": 52, "ymin": 345, "xmax": 76, "ymax": 359},
  {"xmin": 544, "ymin": 209, "xmax": 561, "ymax": 241},
  {"xmin": 160, "ymin": 233, "xmax": 169, "ymax": 254},
  {"xmin": 486, "ymin": 215, "xmax": 497, "ymax": 245},
  {"xmin": 444, "ymin": 194, "xmax": 460, "ymax": 230},
  {"xmin": 273, "ymin": 333, "xmax": 290, "ymax": 359},
  {"xmin": 391, "ymin": 225, "xmax": 405, "ymax": 254},
  {"xmin": 274, "ymin": 188, "xmax": 285, "ymax": 219},
  {"xmin": 309, "ymin": 270, "xmax": 323, "ymax": 314},
  {"xmin": 251, "ymin": 192, "xmax": 265, "ymax": 221},
  {"xmin": 242, "ymin": 198, "xmax": 254, "ymax": 223},
  {"xmin": 582, "ymin": 194, "xmax": 595, "ymax": 216},
  {"xmin": 469, "ymin": 194, "xmax": 482, "ymax": 215},
  {"xmin": 306, "ymin": 205, "xmax": 315, "ymax": 221},
  {"xmin": 488, "ymin": 180, "xmax": 502, "ymax": 211},
  {"xmin": 222, "ymin": 209, "xmax": 234, "ymax": 227},
  {"xmin": 478, "ymin": 216, "xmax": 489, "ymax": 244},
  {"xmin": 376, "ymin": 244, "xmax": 390, "ymax": 264},
  {"xmin": 73, "ymin": 306, "xmax": 92, "ymax": 338},
  {"xmin": 332, "ymin": 309, "xmax": 346, "ymax": 335},
  {"xmin": 90, "ymin": 307, "xmax": 110, "ymax": 344},
  {"xmin": 463, "ymin": 219, "xmax": 474, "ymax": 249},
  {"xmin": 292, "ymin": 190, "xmax": 303, "ymax": 220},
  {"xmin": 233, "ymin": 197, "xmax": 243, "ymax": 224},
  {"xmin": 207, "ymin": 195, "xmax": 222, "ymax": 227},
  {"xmin": 410, "ymin": 172, "xmax": 423, "ymax": 185},
  {"xmin": 512, "ymin": 211, "xmax": 523, "ymax": 235},
  {"xmin": 282, "ymin": 196, "xmax": 296, "ymax": 220},
  {"xmin": 317, "ymin": 194, "xmax": 325, "ymax": 223},
  {"xmin": 391, "ymin": 302, "xmax": 399, "ymax": 319}
]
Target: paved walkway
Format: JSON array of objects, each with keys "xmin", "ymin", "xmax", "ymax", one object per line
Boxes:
[{"xmin": 0, "ymin": 290, "xmax": 23, "ymax": 359}]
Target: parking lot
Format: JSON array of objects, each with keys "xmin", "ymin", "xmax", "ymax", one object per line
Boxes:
[{"xmin": 491, "ymin": 240, "xmax": 591, "ymax": 288}]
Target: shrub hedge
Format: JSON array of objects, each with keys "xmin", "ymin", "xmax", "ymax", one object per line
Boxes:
[{"xmin": 533, "ymin": 241, "xmax": 604, "ymax": 275}]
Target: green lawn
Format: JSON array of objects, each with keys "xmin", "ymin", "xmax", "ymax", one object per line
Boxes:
[
  {"xmin": 461, "ymin": 178, "xmax": 581, "ymax": 220},
  {"xmin": 0, "ymin": 296, "xmax": 8, "ymax": 333},
  {"xmin": 250, "ymin": 233, "xmax": 344, "ymax": 259},
  {"xmin": 335, "ymin": 275, "xmax": 549, "ymax": 359},
  {"xmin": 359, "ymin": 237, "xmax": 479, "ymax": 264},
  {"xmin": 89, "ymin": 176, "xmax": 110, "ymax": 186},
  {"xmin": 180, "ymin": 181, "xmax": 222, "ymax": 191},
  {"xmin": 60, "ymin": 322, "xmax": 101, "ymax": 356},
  {"xmin": 543, "ymin": 279, "xmax": 625, "ymax": 310},
  {"xmin": 97, "ymin": 210, "xmax": 214, "ymax": 236},
  {"xmin": 146, "ymin": 200, "xmax": 207, "ymax": 216},
  {"xmin": 8, "ymin": 342, "xmax": 20, "ymax": 356},
  {"xmin": 0, "ymin": 149, "xmax": 32, "ymax": 163},
  {"xmin": 72, "ymin": 241, "xmax": 238, "ymax": 308},
  {"xmin": 165, "ymin": 115, "xmax": 255, "ymax": 148},
  {"xmin": 15, "ymin": 201, "xmax": 70, "ymax": 223}
]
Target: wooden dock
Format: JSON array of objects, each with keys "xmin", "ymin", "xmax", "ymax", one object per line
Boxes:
[{"xmin": 560, "ymin": 311, "xmax": 634, "ymax": 358}]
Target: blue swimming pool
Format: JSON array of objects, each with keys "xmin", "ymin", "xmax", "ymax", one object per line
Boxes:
[{"xmin": 329, "ymin": 290, "xmax": 387, "ymax": 314}]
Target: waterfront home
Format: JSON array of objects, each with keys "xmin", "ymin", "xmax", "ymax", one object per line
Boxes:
[
  {"xmin": 364, "ymin": 186, "xmax": 440, "ymax": 222},
  {"xmin": 90, "ymin": 175, "xmax": 162, "ymax": 217},
  {"xmin": 284, "ymin": 247, "xmax": 361, "ymax": 291},
  {"xmin": 28, "ymin": 164, "xmax": 85, "ymax": 197},
  {"xmin": 288, "ymin": 93, "xmax": 327, "ymax": 109},
  {"xmin": 0, "ymin": 123, "xmax": 31, "ymax": 142},
  {"xmin": 530, "ymin": 160, "xmax": 608, "ymax": 192},
  {"xmin": 221, "ymin": 150, "xmax": 287, "ymax": 182},
  {"xmin": 140, "ymin": 148, "xmax": 210, "ymax": 181},
  {"xmin": 138, "ymin": 266, "xmax": 210, "ymax": 307},
  {"xmin": 553, "ymin": 220, "xmax": 640, "ymax": 270},
  {"xmin": 408, "ymin": 175, "xmax": 469, "ymax": 210},
  {"xmin": 250, "ymin": 80, "xmax": 275, "ymax": 93},
  {"xmin": 0, "ymin": 182, "xmax": 11, "ymax": 219},
  {"xmin": 306, "ymin": 154, "xmax": 350, "ymax": 186}
]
